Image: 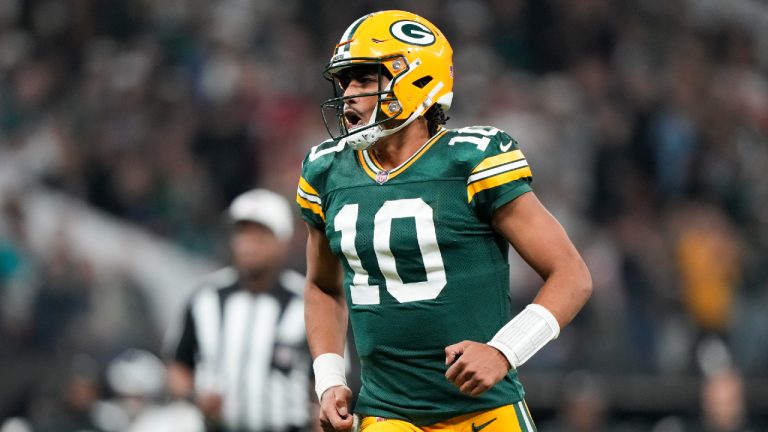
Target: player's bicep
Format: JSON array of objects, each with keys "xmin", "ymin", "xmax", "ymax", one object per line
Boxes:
[
  {"xmin": 304, "ymin": 223, "xmax": 348, "ymax": 357},
  {"xmin": 491, "ymin": 192, "xmax": 581, "ymax": 278},
  {"xmin": 305, "ymin": 222, "xmax": 343, "ymax": 297}
]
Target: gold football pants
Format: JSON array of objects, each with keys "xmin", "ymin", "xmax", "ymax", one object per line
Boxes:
[{"xmin": 359, "ymin": 402, "xmax": 536, "ymax": 432}]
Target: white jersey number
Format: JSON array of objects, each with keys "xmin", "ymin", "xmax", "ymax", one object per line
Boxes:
[{"xmin": 334, "ymin": 198, "xmax": 447, "ymax": 305}]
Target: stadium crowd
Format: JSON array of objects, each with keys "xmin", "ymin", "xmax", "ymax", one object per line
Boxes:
[{"xmin": 0, "ymin": 0, "xmax": 766, "ymax": 430}]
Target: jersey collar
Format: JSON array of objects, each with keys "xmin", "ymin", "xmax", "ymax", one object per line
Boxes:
[{"xmin": 356, "ymin": 128, "xmax": 447, "ymax": 183}]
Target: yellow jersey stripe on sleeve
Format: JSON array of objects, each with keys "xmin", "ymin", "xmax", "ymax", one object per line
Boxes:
[
  {"xmin": 296, "ymin": 194, "xmax": 325, "ymax": 221},
  {"xmin": 471, "ymin": 149, "xmax": 524, "ymax": 174},
  {"xmin": 297, "ymin": 177, "xmax": 324, "ymax": 221},
  {"xmin": 467, "ymin": 166, "xmax": 532, "ymax": 203},
  {"xmin": 298, "ymin": 177, "xmax": 320, "ymax": 197}
]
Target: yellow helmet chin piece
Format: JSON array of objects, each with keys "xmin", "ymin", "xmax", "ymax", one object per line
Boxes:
[{"xmin": 321, "ymin": 10, "xmax": 454, "ymax": 148}]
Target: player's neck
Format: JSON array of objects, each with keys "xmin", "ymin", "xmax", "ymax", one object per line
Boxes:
[{"xmin": 371, "ymin": 119, "xmax": 430, "ymax": 170}]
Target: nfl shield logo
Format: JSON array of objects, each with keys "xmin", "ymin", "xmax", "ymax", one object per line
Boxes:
[{"xmin": 375, "ymin": 170, "xmax": 389, "ymax": 184}]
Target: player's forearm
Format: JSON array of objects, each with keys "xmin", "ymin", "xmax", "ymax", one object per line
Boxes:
[
  {"xmin": 531, "ymin": 256, "xmax": 592, "ymax": 329},
  {"xmin": 305, "ymin": 280, "xmax": 350, "ymax": 401},
  {"xmin": 305, "ymin": 281, "xmax": 348, "ymax": 358},
  {"xmin": 491, "ymin": 193, "xmax": 593, "ymax": 331},
  {"xmin": 488, "ymin": 258, "xmax": 591, "ymax": 369}
]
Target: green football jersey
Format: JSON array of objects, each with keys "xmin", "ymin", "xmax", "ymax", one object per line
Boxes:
[{"xmin": 297, "ymin": 126, "xmax": 534, "ymax": 425}]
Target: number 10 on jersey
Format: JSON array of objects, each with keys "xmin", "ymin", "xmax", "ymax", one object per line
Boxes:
[{"xmin": 334, "ymin": 198, "xmax": 447, "ymax": 305}]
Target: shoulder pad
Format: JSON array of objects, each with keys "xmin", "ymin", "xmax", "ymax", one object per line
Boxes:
[
  {"xmin": 300, "ymin": 138, "xmax": 346, "ymax": 185},
  {"xmin": 298, "ymin": 139, "xmax": 348, "ymax": 226},
  {"xmin": 441, "ymin": 126, "xmax": 522, "ymax": 166}
]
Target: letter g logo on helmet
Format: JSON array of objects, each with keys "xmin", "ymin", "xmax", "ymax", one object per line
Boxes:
[{"xmin": 389, "ymin": 20, "xmax": 436, "ymax": 46}]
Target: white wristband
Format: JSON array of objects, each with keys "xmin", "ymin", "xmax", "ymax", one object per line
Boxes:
[
  {"xmin": 312, "ymin": 353, "xmax": 347, "ymax": 402},
  {"xmin": 488, "ymin": 304, "xmax": 560, "ymax": 370}
]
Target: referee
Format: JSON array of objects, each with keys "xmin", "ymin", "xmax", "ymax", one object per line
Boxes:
[{"xmin": 167, "ymin": 189, "xmax": 310, "ymax": 432}]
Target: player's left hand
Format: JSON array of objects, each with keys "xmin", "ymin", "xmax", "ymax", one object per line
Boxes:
[{"xmin": 445, "ymin": 340, "xmax": 511, "ymax": 397}]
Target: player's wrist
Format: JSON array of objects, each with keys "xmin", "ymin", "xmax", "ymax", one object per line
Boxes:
[
  {"xmin": 313, "ymin": 353, "xmax": 347, "ymax": 402},
  {"xmin": 486, "ymin": 341, "xmax": 514, "ymax": 370},
  {"xmin": 488, "ymin": 303, "xmax": 560, "ymax": 370}
]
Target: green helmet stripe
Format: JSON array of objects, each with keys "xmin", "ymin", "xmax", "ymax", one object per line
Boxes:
[{"xmin": 340, "ymin": 14, "xmax": 370, "ymax": 53}]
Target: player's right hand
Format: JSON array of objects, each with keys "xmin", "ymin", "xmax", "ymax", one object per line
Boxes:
[{"xmin": 319, "ymin": 385, "xmax": 354, "ymax": 432}]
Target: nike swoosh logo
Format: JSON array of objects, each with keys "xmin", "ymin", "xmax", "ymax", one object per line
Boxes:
[
  {"xmin": 471, "ymin": 417, "xmax": 497, "ymax": 432},
  {"xmin": 499, "ymin": 141, "xmax": 513, "ymax": 152}
]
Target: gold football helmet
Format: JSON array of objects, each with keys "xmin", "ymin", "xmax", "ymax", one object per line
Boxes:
[{"xmin": 321, "ymin": 10, "xmax": 454, "ymax": 150}]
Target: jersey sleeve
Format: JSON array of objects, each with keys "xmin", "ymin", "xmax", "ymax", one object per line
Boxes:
[
  {"xmin": 463, "ymin": 127, "xmax": 533, "ymax": 220},
  {"xmin": 296, "ymin": 172, "xmax": 325, "ymax": 230},
  {"xmin": 296, "ymin": 139, "xmax": 339, "ymax": 230}
]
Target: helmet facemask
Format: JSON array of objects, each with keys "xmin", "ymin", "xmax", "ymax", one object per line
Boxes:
[{"xmin": 321, "ymin": 56, "xmax": 415, "ymax": 150}]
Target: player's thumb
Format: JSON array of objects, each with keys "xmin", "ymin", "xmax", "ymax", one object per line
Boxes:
[
  {"xmin": 445, "ymin": 340, "xmax": 469, "ymax": 366},
  {"xmin": 335, "ymin": 391, "xmax": 349, "ymax": 417}
]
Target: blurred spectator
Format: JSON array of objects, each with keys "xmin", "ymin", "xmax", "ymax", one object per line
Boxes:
[
  {"xmin": 674, "ymin": 202, "xmax": 742, "ymax": 337},
  {"xmin": 94, "ymin": 349, "xmax": 204, "ymax": 432},
  {"xmin": 541, "ymin": 371, "xmax": 611, "ymax": 432},
  {"xmin": 25, "ymin": 354, "xmax": 105, "ymax": 432},
  {"xmin": 0, "ymin": 195, "xmax": 38, "ymax": 351},
  {"xmin": 166, "ymin": 189, "xmax": 310, "ymax": 432},
  {"xmin": 697, "ymin": 367, "xmax": 756, "ymax": 432},
  {"xmin": 651, "ymin": 337, "xmax": 763, "ymax": 431},
  {"xmin": 29, "ymin": 235, "xmax": 93, "ymax": 353}
]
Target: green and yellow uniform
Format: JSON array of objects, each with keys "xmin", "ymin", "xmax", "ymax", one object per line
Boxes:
[{"xmin": 297, "ymin": 126, "xmax": 534, "ymax": 426}]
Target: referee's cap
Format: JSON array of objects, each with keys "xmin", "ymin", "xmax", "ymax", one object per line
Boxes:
[{"xmin": 228, "ymin": 188, "xmax": 294, "ymax": 241}]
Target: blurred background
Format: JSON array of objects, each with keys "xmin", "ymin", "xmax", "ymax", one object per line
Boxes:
[{"xmin": 0, "ymin": 0, "xmax": 767, "ymax": 430}]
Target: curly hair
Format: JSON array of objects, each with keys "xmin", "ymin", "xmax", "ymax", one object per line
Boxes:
[{"xmin": 425, "ymin": 104, "xmax": 449, "ymax": 137}]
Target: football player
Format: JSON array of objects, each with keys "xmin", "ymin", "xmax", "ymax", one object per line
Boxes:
[{"xmin": 297, "ymin": 10, "xmax": 592, "ymax": 432}]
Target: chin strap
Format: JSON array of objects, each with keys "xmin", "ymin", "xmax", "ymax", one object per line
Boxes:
[
  {"xmin": 341, "ymin": 113, "xmax": 417, "ymax": 150},
  {"xmin": 342, "ymin": 80, "xmax": 446, "ymax": 151}
]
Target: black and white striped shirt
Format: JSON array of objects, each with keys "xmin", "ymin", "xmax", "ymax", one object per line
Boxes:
[{"xmin": 173, "ymin": 267, "xmax": 309, "ymax": 432}]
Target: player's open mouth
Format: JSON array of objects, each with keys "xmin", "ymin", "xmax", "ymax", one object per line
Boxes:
[{"xmin": 344, "ymin": 110, "xmax": 363, "ymax": 129}]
